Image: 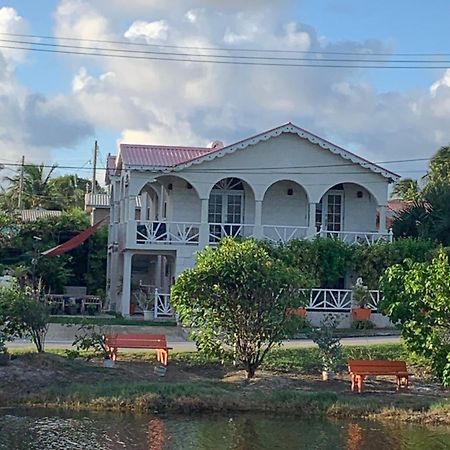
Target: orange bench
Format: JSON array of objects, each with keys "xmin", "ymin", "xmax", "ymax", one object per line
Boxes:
[
  {"xmin": 348, "ymin": 359, "xmax": 409, "ymax": 393},
  {"xmin": 104, "ymin": 333, "xmax": 172, "ymax": 366}
]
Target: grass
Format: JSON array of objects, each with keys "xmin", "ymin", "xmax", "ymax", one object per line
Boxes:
[
  {"xmin": 48, "ymin": 316, "xmax": 177, "ymax": 327},
  {"xmin": 5, "ymin": 345, "xmax": 447, "ymax": 424}
]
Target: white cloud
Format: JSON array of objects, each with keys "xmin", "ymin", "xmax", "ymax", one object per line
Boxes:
[
  {"xmin": 0, "ymin": 7, "xmax": 28, "ymax": 66},
  {"xmin": 41, "ymin": 0, "xmax": 450, "ymax": 170},
  {"xmin": 124, "ymin": 20, "xmax": 169, "ymax": 42}
]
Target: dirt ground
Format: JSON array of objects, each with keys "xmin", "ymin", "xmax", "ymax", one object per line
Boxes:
[{"xmin": 0, "ymin": 352, "xmax": 447, "ymax": 405}]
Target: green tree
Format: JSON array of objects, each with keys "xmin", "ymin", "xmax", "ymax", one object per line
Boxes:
[
  {"xmin": 391, "ymin": 178, "xmax": 421, "ymax": 201},
  {"xmin": 3, "ymin": 163, "xmax": 58, "ymax": 209},
  {"xmin": 0, "ymin": 284, "xmax": 49, "ymax": 352},
  {"xmin": 379, "ymin": 250, "xmax": 450, "ymax": 385},
  {"xmin": 171, "ymin": 238, "xmax": 309, "ymax": 379},
  {"xmin": 427, "ymin": 145, "xmax": 450, "ymax": 187}
]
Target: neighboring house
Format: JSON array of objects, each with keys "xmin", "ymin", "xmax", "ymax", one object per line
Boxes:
[
  {"xmin": 104, "ymin": 122, "xmax": 399, "ymax": 317},
  {"xmin": 84, "ymin": 193, "xmax": 111, "ymax": 225},
  {"xmin": 14, "ymin": 209, "xmax": 62, "ymax": 222}
]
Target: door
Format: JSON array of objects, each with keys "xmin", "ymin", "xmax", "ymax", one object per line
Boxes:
[
  {"xmin": 315, "ymin": 191, "xmax": 343, "ymax": 232},
  {"xmin": 208, "ymin": 191, "xmax": 244, "ymax": 241},
  {"xmin": 325, "ymin": 192, "xmax": 343, "ymax": 232}
]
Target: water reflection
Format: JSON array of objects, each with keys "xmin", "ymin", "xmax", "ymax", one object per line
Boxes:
[{"xmin": 0, "ymin": 408, "xmax": 449, "ymax": 450}]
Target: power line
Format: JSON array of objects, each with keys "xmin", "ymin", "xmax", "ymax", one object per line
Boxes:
[
  {"xmin": 0, "ymin": 156, "xmax": 430, "ymax": 173},
  {"xmin": 2, "ymin": 37, "xmax": 450, "ymax": 64},
  {"xmin": 1, "ymin": 42, "xmax": 449, "ymax": 69},
  {"xmin": 1, "ymin": 31, "xmax": 450, "ymax": 57}
]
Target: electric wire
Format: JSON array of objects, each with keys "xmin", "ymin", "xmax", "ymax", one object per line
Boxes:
[
  {"xmin": 1, "ymin": 31, "xmax": 450, "ymax": 57},
  {"xmin": 1, "ymin": 42, "xmax": 449, "ymax": 69}
]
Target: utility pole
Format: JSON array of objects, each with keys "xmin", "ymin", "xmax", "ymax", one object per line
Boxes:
[
  {"xmin": 18, "ymin": 155, "xmax": 25, "ymax": 209},
  {"xmin": 92, "ymin": 140, "xmax": 98, "ymax": 194}
]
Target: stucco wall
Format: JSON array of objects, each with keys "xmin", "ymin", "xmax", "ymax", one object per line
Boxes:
[
  {"xmin": 341, "ymin": 183, "xmax": 378, "ymax": 231},
  {"xmin": 262, "ymin": 180, "xmax": 308, "ymax": 226}
]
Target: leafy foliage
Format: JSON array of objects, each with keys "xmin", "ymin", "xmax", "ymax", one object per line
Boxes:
[
  {"xmin": 379, "ymin": 250, "xmax": 450, "ymax": 385},
  {"xmin": 308, "ymin": 315, "xmax": 342, "ymax": 372},
  {"xmin": 171, "ymin": 238, "xmax": 310, "ymax": 379},
  {"xmin": 0, "ymin": 283, "xmax": 49, "ymax": 352},
  {"xmin": 0, "ymin": 208, "xmax": 107, "ymax": 293}
]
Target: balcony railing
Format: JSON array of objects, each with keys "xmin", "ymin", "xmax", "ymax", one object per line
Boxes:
[
  {"xmin": 306, "ymin": 288, "xmax": 381, "ymax": 311},
  {"xmin": 130, "ymin": 220, "xmax": 392, "ymax": 246},
  {"xmin": 318, "ymin": 229, "xmax": 393, "ymax": 245},
  {"xmin": 208, "ymin": 223, "xmax": 255, "ymax": 243},
  {"xmin": 262, "ymin": 225, "xmax": 308, "ymax": 243},
  {"xmin": 136, "ymin": 221, "xmax": 201, "ymax": 244},
  {"xmin": 139, "ymin": 288, "xmax": 382, "ymax": 320}
]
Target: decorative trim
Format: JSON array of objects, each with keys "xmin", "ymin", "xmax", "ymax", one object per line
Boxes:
[{"xmin": 172, "ymin": 123, "xmax": 400, "ymax": 182}]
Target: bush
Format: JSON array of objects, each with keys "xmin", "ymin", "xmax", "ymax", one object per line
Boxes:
[
  {"xmin": 380, "ymin": 250, "xmax": 450, "ymax": 385},
  {"xmin": 0, "ymin": 284, "xmax": 49, "ymax": 352}
]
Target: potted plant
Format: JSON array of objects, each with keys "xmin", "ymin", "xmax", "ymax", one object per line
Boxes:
[
  {"xmin": 86, "ymin": 304, "xmax": 98, "ymax": 316},
  {"xmin": 351, "ymin": 277, "xmax": 372, "ymax": 321},
  {"xmin": 309, "ymin": 315, "xmax": 342, "ymax": 381}
]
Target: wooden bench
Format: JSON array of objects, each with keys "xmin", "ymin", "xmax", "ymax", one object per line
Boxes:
[
  {"xmin": 104, "ymin": 333, "xmax": 172, "ymax": 366},
  {"xmin": 348, "ymin": 359, "xmax": 409, "ymax": 393}
]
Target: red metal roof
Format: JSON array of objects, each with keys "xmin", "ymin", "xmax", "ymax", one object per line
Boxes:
[{"xmin": 119, "ymin": 144, "xmax": 214, "ymax": 167}]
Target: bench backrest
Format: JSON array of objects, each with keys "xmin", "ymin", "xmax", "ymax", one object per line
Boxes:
[
  {"xmin": 348, "ymin": 359, "xmax": 408, "ymax": 374},
  {"xmin": 105, "ymin": 333, "xmax": 168, "ymax": 349}
]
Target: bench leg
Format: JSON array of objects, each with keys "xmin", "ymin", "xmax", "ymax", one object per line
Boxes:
[
  {"xmin": 351, "ymin": 374, "xmax": 356, "ymax": 392},
  {"xmin": 356, "ymin": 375, "xmax": 365, "ymax": 393},
  {"xmin": 397, "ymin": 375, "xmax": 409, "ymax": 390},
  {"xmin": 110, "ymin": 347, "xmax": 118, "ymax": 362}
]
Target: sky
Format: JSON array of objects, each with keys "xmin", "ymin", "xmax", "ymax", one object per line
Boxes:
[{"xmin": 0, "ymin": 0, "xmax": 450, "ymax": 185}]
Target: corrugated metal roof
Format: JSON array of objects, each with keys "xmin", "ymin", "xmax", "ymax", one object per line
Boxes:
[
  {"xmin": 15, "ymin": 209, "xmax": 62, "ymax": 222},
  {"xmin": 85, "ymin": 193, "xmax": 110, "ymax": 207},
  {"xmin": 119, "ymin": 144, "xmax": 214, "ymax": 167}
]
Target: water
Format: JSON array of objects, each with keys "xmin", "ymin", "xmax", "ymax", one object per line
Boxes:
[{"xmin": 0, "ymin": 408, "xmax": 449, "ymax": 450}]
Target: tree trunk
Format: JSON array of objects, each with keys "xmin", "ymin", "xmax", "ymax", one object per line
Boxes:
[{"xmin": 246, "ymin": 364, "xmax": 256, "ymax": 379}]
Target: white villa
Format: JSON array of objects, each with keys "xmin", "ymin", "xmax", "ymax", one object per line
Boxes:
[{"xmin": 104, "ymin": 123, "xmax": 399, "ymax": 319}]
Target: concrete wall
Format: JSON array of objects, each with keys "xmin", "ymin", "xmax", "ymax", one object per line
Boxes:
[
  {"xmin": 305, "ymin": 311, "xmax": 394, "ymax": 329},
  {"xmin": 262, "ymin": 180, "xmax": 308, "ymax": 226}
]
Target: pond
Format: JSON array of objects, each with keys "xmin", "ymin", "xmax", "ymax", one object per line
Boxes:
[{"xmin": 0, "ymin": 408, "xmax": 449, "ymax": 450}]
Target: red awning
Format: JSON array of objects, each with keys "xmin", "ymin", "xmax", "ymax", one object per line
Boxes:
[{"xmin": 42, "ymin": 220, "xmax": 104, "ymax": 257}]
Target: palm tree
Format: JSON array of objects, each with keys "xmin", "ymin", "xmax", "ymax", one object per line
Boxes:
[
  {"xmin": 3, "ymin": 163, "xmax": 58, "ymax": 209},
  {"xmin": 426, "ymin": 145, "xmax": 450, "ymax": 188},
  {"xmin": 391, "ymin": 178, "xmax": 421, "ymax": 201}
]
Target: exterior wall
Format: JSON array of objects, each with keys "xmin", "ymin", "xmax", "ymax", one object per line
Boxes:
[
  {"xmin": 170, "ymin": 134, "xmax": 389, "ymax": 206},
  {"xmin": 107, "ymin": 131, "xmax": 393, "ymax": 315},
  {"xmin": 262, "ymin": 181, "xmax": 308, "ymax": 226},
  {"xmin": 159, "ymin": 176, "xmax": 201, "ymax": 223},
  {"xmin": 305, "ymin": 311, "xmax": 394, "ymax": 329},
  {"xmin": 341, "ymin": 183, "xmax": 378, "ymax": 232}
]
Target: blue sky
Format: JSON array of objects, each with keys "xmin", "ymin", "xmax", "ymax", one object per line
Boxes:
[{"xmin": 0, "ymin": 0, "xmax": 449, "ymax": 182}]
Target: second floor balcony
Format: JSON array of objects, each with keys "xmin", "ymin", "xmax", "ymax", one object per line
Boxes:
[{"xmin": 116, "ymin": 219, "xmax": 392, "ymax": 249}]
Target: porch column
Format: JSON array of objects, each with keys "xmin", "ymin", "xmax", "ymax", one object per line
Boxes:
[
  {"xmin": 307, "ymin": 202, "xmax": 317, "ymax": 237},
  {"xmin": 378, "ymin": 205, "xmax": 387, "ymax": 233},
  {"xmin": 140, "ymin": 193, "xmax": 148, "ymax": 221},
  {"xmin": 128, "ymin": 195, "xmax": 136, "ymax": 220},
  {"xmin": 199, "ymin": 198, "xmax": 209, "ymax": 247},
  {"xmin": 253, "ymin": 199, "xmax": 263, "ymax": 239},
  {"xmin": 121, "ymin": 251, "xmax": 132, "ymax": 317}
]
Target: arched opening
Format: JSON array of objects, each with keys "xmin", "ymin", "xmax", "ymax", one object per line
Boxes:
[
  {"xmin": 261, "ymin": 180, "xmax": 309, "ymax": 242},
  {"xmin": 208, "ymin": 177, "xmax": 255, "ymax": 242},
  {"xmin": 316, "ymin": 183, "xmax": 377, "ymax": 232}
]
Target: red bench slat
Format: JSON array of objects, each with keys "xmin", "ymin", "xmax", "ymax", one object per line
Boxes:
[
  {"xmin": 104, "ymin": 333, "xmax": 171, "ymax": 365},
  {"xmin": 348, "ymin": 359, "xmax": 409, "ymax": 393}
]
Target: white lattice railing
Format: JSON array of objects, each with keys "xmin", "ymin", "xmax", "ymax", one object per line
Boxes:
[
  {"xmin": 318, "ymin": 229, "xmax": 393, "ymax": 245},
  {"xmin": 304, "ymin": 288, "xmax": 381, "ymax": 311},
  {"xmin": 262, "ymin": 225, "xmax": 309, "ymax": 243},
  {"xmin": 208, "ymin": 223, "xmax": 255, "ymax": 243},
  {"xmin": 136, "ymin": 221, "xmax": 201, "ymax": 244},
  {"xmin": 154, "ymin": 289, "xmax": 174, "ymax": 318}
]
